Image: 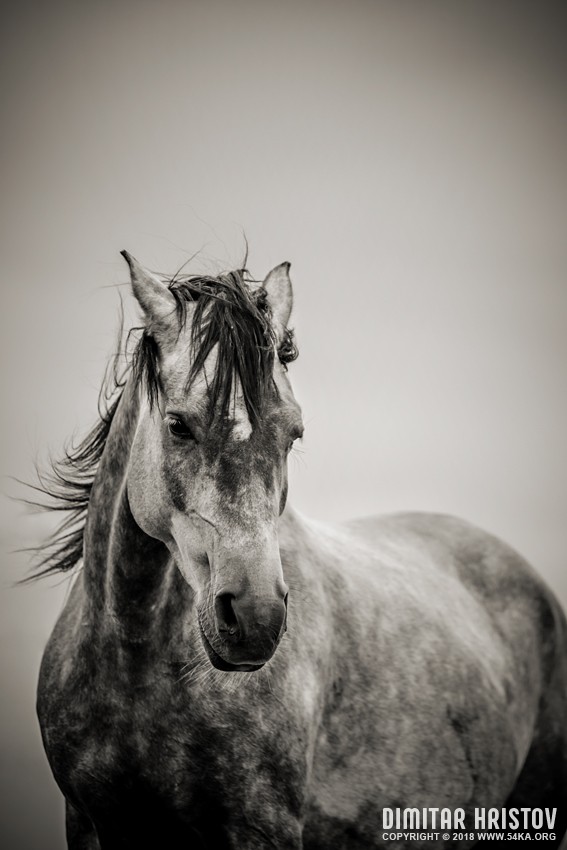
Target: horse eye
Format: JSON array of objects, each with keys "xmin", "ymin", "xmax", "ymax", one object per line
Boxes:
[{"xmin": 167, "ymin": 417, "xmax": 194, "ymax": 439}]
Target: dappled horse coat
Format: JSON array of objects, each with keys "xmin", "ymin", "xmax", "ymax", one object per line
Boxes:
[{"xmin": 36, "ymin": 254, "xmax": 567, "ymax": 849}]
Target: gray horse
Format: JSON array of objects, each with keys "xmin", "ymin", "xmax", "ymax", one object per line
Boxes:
[{"xmin": 36, "ymin": 254, "xmax": 567, "ymax": 848}]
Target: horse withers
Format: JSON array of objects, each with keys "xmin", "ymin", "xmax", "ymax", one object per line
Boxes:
[{"xmin": 35, "ymin": 253, "xmax": 567, "ymax": 849}]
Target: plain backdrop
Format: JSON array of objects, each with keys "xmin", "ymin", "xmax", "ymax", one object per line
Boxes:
[{"xmin": 1, "ymin": 1, "xmax": 566, "ymax": 847}]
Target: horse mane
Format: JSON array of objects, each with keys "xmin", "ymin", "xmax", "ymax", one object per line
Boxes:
[{"xmin": 26, "ymin": 268, "xmax": 298, "ymax": 581}]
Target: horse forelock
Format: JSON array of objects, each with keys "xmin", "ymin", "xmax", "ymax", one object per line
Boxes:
[{"xmin": 136, "ymin": 269, "xmax": 299, "ymax": 429}]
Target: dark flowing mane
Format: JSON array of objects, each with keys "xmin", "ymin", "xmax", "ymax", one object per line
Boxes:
[{"xmin": 26, "ymin": 268, "xmax": 298, "ymax": 580}]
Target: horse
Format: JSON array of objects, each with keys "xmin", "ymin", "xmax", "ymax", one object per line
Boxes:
[{"xmin": 34, "ymin": 252, "xmax": 566, "ymax": 849}]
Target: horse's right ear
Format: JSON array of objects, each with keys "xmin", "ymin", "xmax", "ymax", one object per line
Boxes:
[{"xmin": 121, "ymin": 251, "xmax": 176, "ymax": 328}]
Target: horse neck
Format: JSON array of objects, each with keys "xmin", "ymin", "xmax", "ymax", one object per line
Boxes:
[{"xmin": 82, "ymin": 377, "xmax": 180, "ymax": 642}]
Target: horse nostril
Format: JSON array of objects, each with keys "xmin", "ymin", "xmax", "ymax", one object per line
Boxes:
[{"xmin": 214, "ymin": 592, "xmax": 240, "ymax": 640}]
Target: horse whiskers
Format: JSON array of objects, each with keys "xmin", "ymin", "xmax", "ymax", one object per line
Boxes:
[
  {"xmin": 176, "ymin": 662, "xmax": 204, "ymax": 685},
  {"xmin": 176, "ymin": 644, "xmax": 277, "ymax": 697}
]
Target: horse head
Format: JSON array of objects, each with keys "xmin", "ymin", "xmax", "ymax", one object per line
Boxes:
[{"xmin": 122, "ymin": 252, "xmax": 303, "ymax": 672}]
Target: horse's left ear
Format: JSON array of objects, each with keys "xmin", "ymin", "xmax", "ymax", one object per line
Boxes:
[
  {"xmin": 263, "ymin": 262, "xmax": 293, "ymax": 343},
  {"xmin": 121, "ymin": 250, "xmax": 176, "ymax": 330}
]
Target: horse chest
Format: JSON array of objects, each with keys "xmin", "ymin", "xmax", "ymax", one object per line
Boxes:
[
  {"xmin": 43, "ymin": 642, "xmax": 310, "ymax": 831},
  {"xmin": 43, "ymin": 667, "xmax": 183, "ymax": 806}
]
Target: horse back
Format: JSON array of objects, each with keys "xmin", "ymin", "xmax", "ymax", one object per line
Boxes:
[
  {"xmin": 342, "ymin": 510, "xmax": 566, "ymax": 681},
  {"xmin": 290, "ymin": 510, "xmax": 566, "ymax": 842}
]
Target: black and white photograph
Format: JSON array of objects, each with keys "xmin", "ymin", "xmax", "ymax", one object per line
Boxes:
[{"xmin": 1, "ymin": 2, "xmax": 566, "ymax": 848}]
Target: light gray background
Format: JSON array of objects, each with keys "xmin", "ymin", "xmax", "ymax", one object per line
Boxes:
[{"xmin": 1, "ymin": 1, "xmax": 566, "ymax": 848}]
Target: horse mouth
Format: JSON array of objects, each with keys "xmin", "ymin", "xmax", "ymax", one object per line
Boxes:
[{"xmin": 198, "ymin": 624, "xmax": 265, "ymax": 673}]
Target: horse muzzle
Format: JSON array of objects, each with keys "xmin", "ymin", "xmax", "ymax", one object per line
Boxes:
[{"xmin": 199, "ymin": 589, "xmax": 288, "ymax": 672}]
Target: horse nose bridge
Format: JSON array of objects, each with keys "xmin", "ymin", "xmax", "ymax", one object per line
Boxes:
[
  {"xmin": 212, "ymin": 530, "xmax": 286, "ymax": 593},
  {"xmin": 213, "ymin": 462, "xmax": 282, "ymax": 522},
  {"xmin": 212, "ymin": 552, "xmax": 288, "ymax": 602}
]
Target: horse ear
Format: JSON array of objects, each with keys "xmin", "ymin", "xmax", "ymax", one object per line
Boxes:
[
  {"xmin": 121, "ymin": 251, "xmax": 176, "ymax": 328},
  {"xmin": 263, "ymin": 262, "xmax": 293, "ymax": 343}
]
